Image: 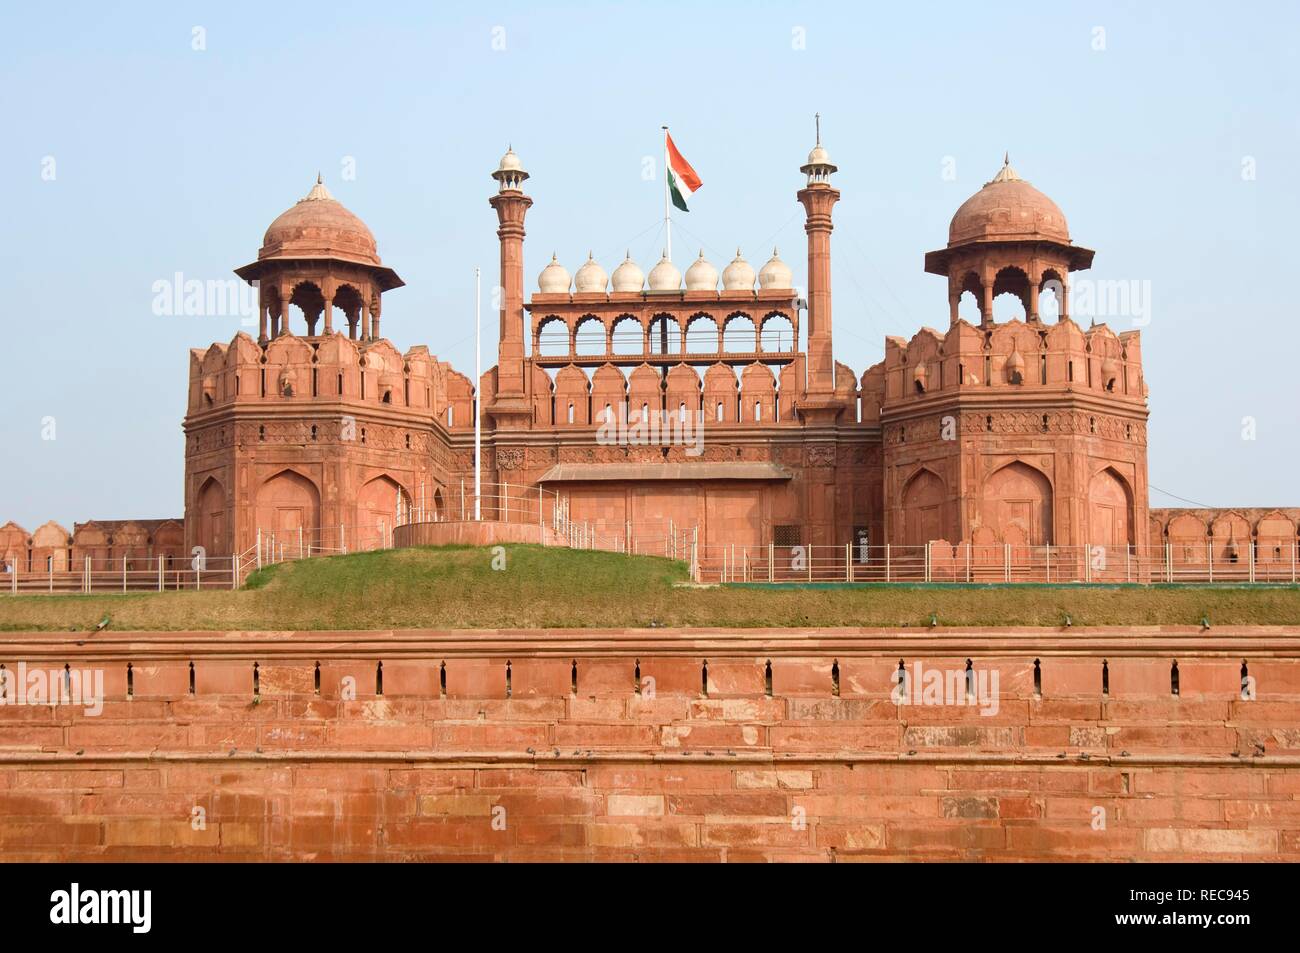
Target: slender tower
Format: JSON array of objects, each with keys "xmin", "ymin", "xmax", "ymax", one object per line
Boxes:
[
  {"xmin": 796, "ymin": 115, "xmax": 842, "ymax": 419},
  {"xmin": 487, "ymin": 147, "xmax": 534, "ymax": 429}
]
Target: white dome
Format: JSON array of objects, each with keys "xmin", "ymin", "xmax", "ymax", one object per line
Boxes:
[
  {"xmin": 497, "ymin": 147, "xmax": 523, "ymax": 173},
  {"xmin": 722, "ymin": 249, "xmax": 755, "ymax": 292},
  {"xmin": 647, "ymin": 252, "xmax": 681, "ymax": 291},
  {"xmin": 805, "ymin": 144, "xmax": 832, "ymax": 167},
  {"xmin": 610, "ymin": 251, "xmax": 644, "ymax": 293},
  {"xmin": 573, "ymin": 252, "xmax": 608, "ymax": 294},
  {"xmin": 537, "ymin": 253, "xmax": 571, "ymax": 294},
  {"xmin": 758, "ymin": 248, "xmax": 793, "ymax": 290},
  {"xmin": 684, "ymin": 250, "xmax": 718, "ymax": 292}
]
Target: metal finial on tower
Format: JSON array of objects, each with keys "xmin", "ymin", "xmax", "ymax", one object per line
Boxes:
[
  {"xmin": 1003, "ymin": 151, "xmax": 1010, "ymax": 167},
  {"xmin": 815, "ymin": 112, "xmax": 821, "ymax": 145},
  {"xmin": 317, "ymin": 171, "xmax": 322, "ymax": 184}
]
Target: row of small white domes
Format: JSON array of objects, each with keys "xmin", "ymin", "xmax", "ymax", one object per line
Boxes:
[{"xmin": 538, "ymin": 249, "xmax": 793, "ymax": 294}]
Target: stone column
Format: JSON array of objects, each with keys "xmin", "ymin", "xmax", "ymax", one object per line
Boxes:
[
  {"xmin": 280, "ymin": 282, "xmax": 293, "ymax": 337},
  {"xmin": 321, "ymin": 278, "xmax": 334, "ymax": 335},
  {"xmin": 488, "ymin": 185, "xmax": 533, "ymax": 400},
  {"xmin": 797, "ymin": 180, "xmax": 841, "ymax": 395}
]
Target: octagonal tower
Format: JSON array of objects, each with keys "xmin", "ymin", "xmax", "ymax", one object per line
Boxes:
[{"xmin": 883, "ymin": 159, "xmax": 1149, "ymax": 577}]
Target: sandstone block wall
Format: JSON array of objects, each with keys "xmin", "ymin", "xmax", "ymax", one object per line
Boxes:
[{"xmin": 1, "ymin": 628, "xmax": 1297, "ymax": 861}]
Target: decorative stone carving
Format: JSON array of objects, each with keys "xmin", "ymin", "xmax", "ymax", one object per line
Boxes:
[
  {"xmin": 807, "ymin": 444, "xmax": 837, "ymax": 467},
  {"xmin": 496, "ymin": 448, "xmax": 525, "ymax": 470}
]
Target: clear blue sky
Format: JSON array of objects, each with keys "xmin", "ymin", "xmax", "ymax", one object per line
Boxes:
[{"xmin": 2, "ymin": 1, "xmax": 1298, "ymax": 529}]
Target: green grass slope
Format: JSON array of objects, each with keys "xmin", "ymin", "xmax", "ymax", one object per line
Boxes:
[{"xmin": 1, "ymin": 544, "xmax": 1298, "ymax": 631}]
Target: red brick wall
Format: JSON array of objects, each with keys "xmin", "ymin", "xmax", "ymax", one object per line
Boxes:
[{"xmin": 1, "ymin": 628, "xmax": 1298, "ymax": 861}]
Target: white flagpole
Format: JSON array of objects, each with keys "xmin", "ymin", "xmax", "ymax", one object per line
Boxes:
[
  {"xmin": 474, "ymin": 266, "xmax": 482, "ymax": 521},
  {"xmin": 662, "ymin": 125, "xmax": 671, "ymax": 261}
]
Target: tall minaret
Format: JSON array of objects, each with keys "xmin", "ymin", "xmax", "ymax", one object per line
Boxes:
[
  {"xmin": 797, "ymin": 115, "xmax": 840, "ymax": 405},
  {"xmin": 487, "ymin": 147, "xmax": 533, "ymax": 427}
]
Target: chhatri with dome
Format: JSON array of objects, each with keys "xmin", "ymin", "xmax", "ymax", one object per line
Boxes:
[{"xmin": 167, "ymin": 127, "xmax": 1195, "ymax": 580}]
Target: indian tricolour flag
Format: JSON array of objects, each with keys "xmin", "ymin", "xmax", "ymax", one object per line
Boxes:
[{"xmin": 666, "ymin": 131, "xmax": 702, "ymax": 212}]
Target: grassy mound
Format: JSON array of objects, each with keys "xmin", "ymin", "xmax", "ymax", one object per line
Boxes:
[{"xmin": 1, "ymin": 544, "xmax": 1298, "ymax": 631}]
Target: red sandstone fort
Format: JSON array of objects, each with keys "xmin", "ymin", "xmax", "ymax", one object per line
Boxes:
[
  {"xmin": 2, "ymin": 136, "xmax": 1297, "ymax": 578},
  {"xmin": 4, "ymin": 137, "xmax": 1300, "ymax": 866}
]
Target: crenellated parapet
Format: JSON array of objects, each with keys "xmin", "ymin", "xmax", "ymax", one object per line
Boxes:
[
  {"xmin": 883, "ymin": 318, "xmax": 1146, "ymax": 405},
  {"xmin": 1151, "ymin": 508, "xmax": 1300, "ymax": 570},
  {"xmin": 186, "ymin": 331, "xmax": 467, "ymax": 421}
]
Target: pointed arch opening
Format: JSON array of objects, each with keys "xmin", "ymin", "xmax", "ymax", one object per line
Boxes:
[
  {"xmin": 1087, "ymin": 467, "xmax": 1134, "ymax": 550},
  {"xmin": 991, "ymin": 267, "xmax": 1031, "ymax": 322},
  {"xmin": 194, "ymin": 476, "xmax": 228, "ymax": 557},
  {"xmin": 901, "ymin": 468, "xmax": 950, "ymax": 547},
  {"xmin": 574, "ymin": 315, "xmax": 606, "ymax": 356},
  {"xmin": 686, "ymin": 314, "xmax": 720, "ymax": 353},
  {"xmin": 982, "ymin": 461, "xmax": 1054, "ymax": 545},
  {"xmin": 610, "ymin": 315, "xmax": 643, "ymax": 356},
  {"xmin": 289, "ymin": 281, "xmax": 326, "ymax": 336},
  {"xmin": 722, "ymin": 313, "xmax": 756, "ymax": 352},
  {"xmin": 256, "ymin": 469, "xmax": 321, "ymax": 554},
  {"xmin": 358, "ymin": 474, "xmax": 411, "ymax": 547}
]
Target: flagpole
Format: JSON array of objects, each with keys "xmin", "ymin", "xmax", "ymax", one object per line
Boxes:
[
  {"xmin": 474, "ymin": 266, "xmax": 481, "ymax": 521},
  {"xmin": 662, "ymin": 124, "xmax": 671, "ymax": 261}
]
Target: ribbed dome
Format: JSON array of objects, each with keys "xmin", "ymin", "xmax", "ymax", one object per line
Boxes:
[
  {"xmin": 610, "ymin": 251, "xmax": 644, "ymax": 293},
  {"xmin": 647, "ymin": 252, "xmax": 681, "ymax": 291},
  {"xmin": 948, "ymin": 157, "xmax": 1069, "ymax": 247},
  {"xmin": 260, "ymin": 176, "xmax": 380, "ymax": 266},
  {"xmin": 573, "ymin": 252, "xmax": 608, "ymax": 294},
  {"xmin": 758, "ymin": 248, "xmax": 792, "ymax": 290},
  {"xmin": 722, "ymin": 249, "xmax": 755, "ymax": 291},
  {"xmin": 538, "ymin": 253, "xmax": 571, "ymax": 294},
  {"xmin": 684, "ymin": 250, "xmax": 718, "ymax": 291}
]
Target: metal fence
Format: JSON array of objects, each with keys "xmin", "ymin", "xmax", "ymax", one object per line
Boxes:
[
  {"xmin": 13, "ymin": 484, "xmax": 1299, "ymax": 595},
  {"xmin": 394, "ymin": 483, "xmax": 698, "ymax": 562},
  {"xmin": 693, "ymin": 541, "xmax": 1300, "ymax": 585},
  {"xmin": 4, "ymin": 554, "xmax": 242, "ymax": 594}
]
